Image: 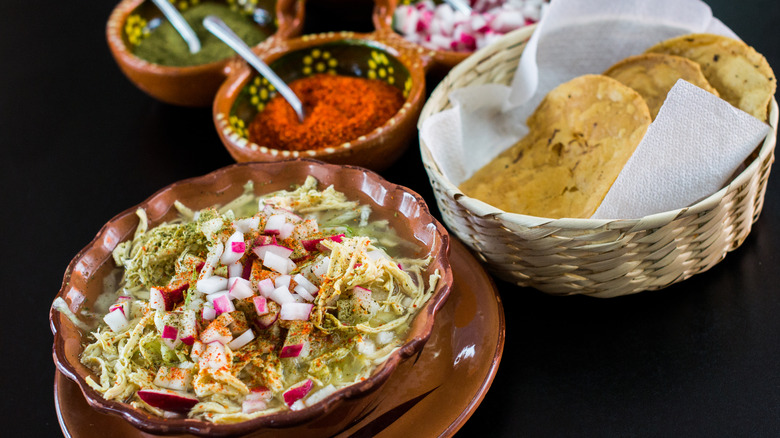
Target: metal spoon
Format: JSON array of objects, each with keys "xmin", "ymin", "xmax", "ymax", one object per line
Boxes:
[
  {"xmin": 203, "ymin": 15, "xmax": 305, "ymax": 123},
  {"xmin": 150, "ymin": 0, "xmax": 201, "ymax": 54},
  {"xmin": 444, "ymin": 0, "xmax": 472, "ymax": 14}
]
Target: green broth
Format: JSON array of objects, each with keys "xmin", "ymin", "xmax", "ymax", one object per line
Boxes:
[{"xmin": 133, "ymin": 3, "xmax": 267, "ymax": 67}]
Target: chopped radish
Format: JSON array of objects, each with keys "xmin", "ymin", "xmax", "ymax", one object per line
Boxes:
[
  {"xmin": 253, "ymin": 296, "xmax": 269, "ymax": 315},
  {"xmin": 228, "ymin": 277, "xmax": 254, "ymax": 300},
  {"xmin": 263, "ymin": 251, "xmax": 295, "ymax": 275},
  {"xmin": 263, "ymin": 214, "xmax": 286, "ymax": 235},
  {"xmin": 202, "ymin": 303, "xmax": 216, "ymax": 321},
  {"xmin": 161, "ymin": 324, "xmax": 179, "ymax": 343},
  {"xmin": 228, "ymin": 261, "xmax": 244, "ymax": 279},
  {"xmin": 293, "ymin": 285, "xmax": 315, "ymax": 302},
  {"xmin": 137, "ymin": 389, "xmax": 198, "ymax": 413},
  {"xmin": 221, "ymin": 231, "xmax": 246, "ymax": 265},
  {"xmin": 293, "ymin": 274, "xmax": 318, "ymax": 295},
  {"xmin": 256, "ymin": 311, "xmax": 279, "ymax": 329},
  {"xmin": 312, "ymin": 256, "xmax": 330, "ymax": 278},
  {"xmin": 233, "ymin": 216, "xmax": 260, "ymax": 233},
  {"xmin": 109, "ymin": 301, "xmax": 129, "ymax": 317},
  {"xmin": 206, "ymin": 291, "xmax": 229, "ymax": 303},
  {"xmin": 197, "ymin": 276, "xmax": 228, "ymax": 294},
  {"xmin": 280, "ymin": 303, "xmax": 313, "ymax": 321},
  {"xmin": 213, "ymin": 293, "xmax": 236, "ymax": 315},
  {"xmin": 274, "ymin": 275, "xmax": 291, "ymax": 289},
  {"xmin": 228, "ymin": 329, "xmax": 255, "ymax": 350},
  {"xmin": 305, "ymin": 384, "xmax": 337, "ymax": 406},
  {"xmin": 253, "ymin": 243, "xmax": 293, "ymax": 261},
  {"xmin": 149, "ymin": 288, "xmax": 166, "ymax": 311},
  {"xmin": 179, "ymin": 310, "xmax": 198, "ymax": 345},
  {"xmin": 103, "ymin": 307, "xmax": 129, "ymax": 332},
  {"xmin": 283, "ymin": 379, "xmax": 313, "ymax": 406},
  {"xmin": 257, "ymin": 278, "xmax": 275, "ymax": 297},
  {"xmin": 393, "ymin": 0, "xmax": 545, "ymax": 53},
  {"xmin": 279, "ymin": 222, "xmax": 295, "ymax": 240},
  {"xmin": 268, "ymin": 286, "xmax": 296, "ymax": 305}
]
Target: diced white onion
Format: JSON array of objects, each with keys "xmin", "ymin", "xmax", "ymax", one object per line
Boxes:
[
  {"xmin": 197, "ymin": 276, "xmax": 228, "ymax": 294},
  {"xmin": 280, "ymin": 302, "xmax": 313, "ymax": 320},
  {"xmin": 228, "ymin": 329, "xmax": 255, "ymax": 350}
]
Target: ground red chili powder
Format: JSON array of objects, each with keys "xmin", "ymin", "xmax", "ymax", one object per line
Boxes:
[{"xmin": 248, "ymin": 74, "xmax": 405, "ymax": 151}]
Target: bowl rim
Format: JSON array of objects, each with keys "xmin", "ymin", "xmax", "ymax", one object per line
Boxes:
[
  {"xmin": 212, "ymin": 31, "xmax": 427, "ymax": 163},
  {"xmin": 50, "ymin": 159, "xmax": 452, "ymax": 437},
  {"xmin": 106, "ymin": 0, "xmax": 303, "ymax": 75}
]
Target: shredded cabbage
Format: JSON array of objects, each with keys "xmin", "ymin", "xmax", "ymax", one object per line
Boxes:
[{"xmin": 78, "ymin": 177, "xmax": 439, "ymax": 423}]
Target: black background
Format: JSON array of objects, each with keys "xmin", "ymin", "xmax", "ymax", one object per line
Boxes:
[{"xmin": 3, "ymin": 0, "xmax": 780, "ymax": 436}]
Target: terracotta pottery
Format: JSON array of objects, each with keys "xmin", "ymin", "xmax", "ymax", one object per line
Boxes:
[
  {"xmin": 50, "ymin": 160, "xmax": 452, "ymax": 437},
  {"xmin": 106, "ymin": 0, "xmax": 305, "ymax": 107},
  {"xmin": 212, "ymin": 31, "xmax": 428, "ymax": 171}
]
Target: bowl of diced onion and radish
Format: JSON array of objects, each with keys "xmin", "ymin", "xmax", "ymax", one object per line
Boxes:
[
  {"xmin": 50, "ymin": 160, "xmax": 452, "ymax": 437},
  {"xmin": 375, "ymin": 0, "xmax": 547, "ymax": 75}
]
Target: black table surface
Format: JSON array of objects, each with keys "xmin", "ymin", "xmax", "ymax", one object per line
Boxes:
[{"xmin": 4, "ymin": 0, "xmax": 780, "ymax": 436}]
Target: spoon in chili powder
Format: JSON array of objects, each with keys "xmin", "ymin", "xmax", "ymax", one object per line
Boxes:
[
  {"xmin": 150, "ymin": 0, "xmax": 201, "ymax": 54},
  {"xmin": 203, "ymin": 15, "xmax": 306, "ymax": 122}
]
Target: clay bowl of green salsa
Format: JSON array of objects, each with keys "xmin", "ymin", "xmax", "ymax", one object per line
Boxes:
[
  {"xmin": 212, "ymin": 31, "xmax": 428, "ymax": 171},
  {"xmin": 50, "ymin": 159, "xmax": 453, "ymax": 436},
  {"xmin": 107, "ymin": 0, "xmax": 304, "ymax": 107}
]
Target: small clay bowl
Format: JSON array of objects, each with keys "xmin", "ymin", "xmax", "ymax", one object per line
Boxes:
[
  {"xmin": 373, "ymin": 0, "xmax": 543, "ymax": 77},
  {"xmin": 50, "ymin": 159, "xmax": 452, "ymax": 437},
  {"xmin": 107, "ymin": 0, "xmax": 305, "ymax": 107},
  {"xmin": 212, "ymin": 32, "xmax": 427, "ymax": 171}
]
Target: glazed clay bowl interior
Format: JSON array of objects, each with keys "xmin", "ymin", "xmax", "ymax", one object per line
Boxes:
[
  {"xmin": 212, "ymin": 32, "xmax": 427, "ymax": 172},
  {"xmin": 50, "ymin": 159, "xmax": 452, "ymax": 437},
  {"xmin": 107, "ymin": 0, "xmax": 304, "ymax": 107}
]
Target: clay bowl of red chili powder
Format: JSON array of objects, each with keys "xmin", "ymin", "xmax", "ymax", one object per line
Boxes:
[
  {"xmin": 107, "ymin": 0, "xmax": 305, "ymax": 107},
  {"xmin": 213, "ymin": 31, "xmax": 427, "ymax": 171}
]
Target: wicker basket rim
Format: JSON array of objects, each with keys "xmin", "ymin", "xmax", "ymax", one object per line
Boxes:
[{"xmin": 418, "ymin": 24, "xmax": 778, "ymax": 233}]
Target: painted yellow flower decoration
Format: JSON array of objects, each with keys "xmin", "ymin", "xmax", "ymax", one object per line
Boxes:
[
  {"xmin": 172, "ymin": 0, "xmax": 200, "ymax": 11},
  {"xmin": 248, "ymin": 75, "xmax": 276, "ymax": 112},
  {"xmin": 302, "ymin": 49, "xmax": 338, "ymax": 76},
  {"xmin": 403, "ymin": 76, "xmax": 412, "ymax": 98},
  {"xmin": 227, "ymin": 0, "xmax": 261, "ymax": 18},
  {"xmin": 229, "ymin": 115, "xmax": 248, "ymax": 138},
  {"xmin": 367, "ymin": 51, "xmax": 395, "ymax": 85},
  {"xmin": 125, "ymin": 15, "xmax": 149, "ymax": 46}
]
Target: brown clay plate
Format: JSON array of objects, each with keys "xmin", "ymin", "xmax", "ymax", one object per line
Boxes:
[{"xmin": 54, "ymin": 238, "xmax": 504, "ymax": 437}]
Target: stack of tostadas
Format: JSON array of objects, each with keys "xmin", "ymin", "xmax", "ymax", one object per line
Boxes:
[{"xmin": 459, "ymin": 33, "xmax": 776, "ymax": 219}]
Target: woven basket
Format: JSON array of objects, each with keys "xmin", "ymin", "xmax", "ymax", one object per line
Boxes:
[{"xmin": 419, "ymin": 25, "xmax": 778, "ymax": 298}]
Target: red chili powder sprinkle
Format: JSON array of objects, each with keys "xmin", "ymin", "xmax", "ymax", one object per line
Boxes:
[{"xmin": 248, "ymin": 74, "xmax": 405, "ymax": 151}]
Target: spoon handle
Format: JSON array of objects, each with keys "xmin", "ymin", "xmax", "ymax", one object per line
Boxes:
[
  {"xmin": 203, "ymin": 15, "xmax": 306, "ymax": 123},
  {"xmin": 150, "ymin": 0, "xmax": 201, "ymax": 54},
  {"xmin": 443, "ymin": 0, "xmax": 472, "ymax": 14}
]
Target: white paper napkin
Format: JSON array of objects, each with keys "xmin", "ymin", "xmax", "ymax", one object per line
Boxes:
[
  {"xmin": 420, "ymin": 0, "xmax": 770, "ymax": 219},
  {"xmin": 592, "ymin": 80, "xmax": 770, "ymax": 219}
]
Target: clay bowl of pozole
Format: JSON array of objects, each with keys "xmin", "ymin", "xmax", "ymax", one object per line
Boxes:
[
  {"xmin": 50, "ymin": 159, "xmax": 452, "ymax": 437},
  {"xmin": 107, "ymin": 0, "xmax": 304, "ymax": 107},
  {"xmin": 212, "ymin": 32, "xmax": 427, "ymax": 172}
]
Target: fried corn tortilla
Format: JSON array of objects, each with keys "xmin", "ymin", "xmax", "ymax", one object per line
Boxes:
[
  {"xmin": 645, "ymin": 33, "xmax": 776, "ymax": 121},
  {"xmin": 459, "ymin": 74, "xmax": 651, "ymax": 219},
  {"xmin": 604, "ymin": 53, "xmax": 719, "ymax": 120}
]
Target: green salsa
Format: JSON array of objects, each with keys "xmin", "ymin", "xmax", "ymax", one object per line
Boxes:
[{"xmin": 133, "ymin": 2, "xmax": 268, "ymax": 67}]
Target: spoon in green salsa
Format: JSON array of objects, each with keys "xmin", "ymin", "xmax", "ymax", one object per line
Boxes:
[
  {"xmin": 150, "ymin": 0, "xmax": 201, "ymax": 54},
  {"xmin": 203, "ymin": 15, "xmax": 306, "ymax": 123}
]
